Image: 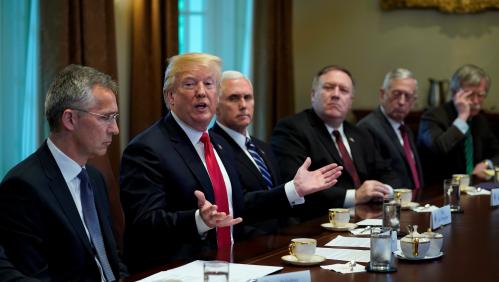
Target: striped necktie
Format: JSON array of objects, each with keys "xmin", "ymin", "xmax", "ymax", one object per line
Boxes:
[
  {"xmin": 246, "ymin": 138, "xmax": 274, "ymax": 189},
  {"xmin": 78, "ymin": 168, "xmax": 115, "ymax": 282},
  {"xmin": 464, "ymin": 127, "xmax": 474, "ymax": 175}
]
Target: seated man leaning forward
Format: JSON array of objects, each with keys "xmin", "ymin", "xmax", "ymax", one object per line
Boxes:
[
  {"xmin": 120, "ymin": 53, "xmax": 342, "ymax": 272},
  {"xmin": 271, "ymin": 65, "xmax": 398, "ymax": 219}
]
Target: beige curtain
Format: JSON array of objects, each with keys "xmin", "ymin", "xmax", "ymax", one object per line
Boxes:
[
  {"xmin": 252, "ymin": 0, "xmax": 295, "ymax": 141},
  {"xmin": 40, "ymin": 0, "xmax": 123, "ymax": 248},
  {"xmin": 129, "ymin": 0, "xmax": 178, "ymax": 139}
]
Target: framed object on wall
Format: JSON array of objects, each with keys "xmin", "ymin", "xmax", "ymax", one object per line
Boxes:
[{"xmin": 380, "ymin": 0, "xmax": 499, "ymax": 13}]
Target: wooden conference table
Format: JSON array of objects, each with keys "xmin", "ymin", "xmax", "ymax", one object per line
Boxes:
[{"xmin": 129, "ymin": 186, "xmax": 499, "ymax": 281}]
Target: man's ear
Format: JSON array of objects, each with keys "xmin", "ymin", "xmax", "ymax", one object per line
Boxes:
[
  {"xmin": 379, "ymin": 88, "xmax": 385, "ymax": 102},
  {"xmin": 61, "ymin": 109, "xmax": 77, "ymax": 131},
  {"xmin": 166, "ymin": 91, "xmax": 174, "ymax": 108}
]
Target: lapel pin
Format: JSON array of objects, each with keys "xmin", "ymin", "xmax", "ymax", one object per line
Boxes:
[
  {"xmin": 349, "ymin": 137, "xmax": 355, "ymax": 143},
  {"xmin": 217, "ymin": 144, "xmax": 223, "ymax": 150}
]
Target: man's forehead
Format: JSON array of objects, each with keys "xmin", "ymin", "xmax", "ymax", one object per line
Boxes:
[{"xmin": 320, "ymin": 70, "xmax": 352, "ymax": 85}]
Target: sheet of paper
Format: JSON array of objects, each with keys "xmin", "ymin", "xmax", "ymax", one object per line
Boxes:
[
  {"xmin": 325, "ymin": 236, "xmax": 370, "ymax": 248},
  {"xmin": 138, "ymin": 260, "xmax": 282, "ymax": 282},
  {"xmin": 355, "ymin": 218, "xmax": 382, "ymax": 226},
  {"xmin": 315, "ymin": 247, "xmax": 370, "ymax": 263}
]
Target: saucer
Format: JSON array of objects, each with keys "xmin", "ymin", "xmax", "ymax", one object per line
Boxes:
[
  {"xmin": 395, "ymin": 250, "xmax": 444, "ymax": 261},
  {"xmin": 281, "ymin": 254, "xmax": 325, "ymax": 266},
  {"xmin": 321, "ymin": 222, "xmax": 358, "ymax": 231},
  {"xmin": 401, "ymin": 202, "xmax": 420, "ymax": 210}
]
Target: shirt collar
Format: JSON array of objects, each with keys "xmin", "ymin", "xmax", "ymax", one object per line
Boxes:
[
  {"xmin": 171, "ymin": 111, "xmax": 206, "ymax": 145},
  {"xmin": 380, "ymin": 105, "xmax": 403, "ymax": 131},
  {"xmin": 46, "ymin": 137, "xmax": 83, "ymax": 183},
  {"xmin": 215, "ymin": 121, "xmax": 249, "ymax": 149},
  {"xmin": 324, "ymin": 122, "xmax": 345, "ymax": 136}
]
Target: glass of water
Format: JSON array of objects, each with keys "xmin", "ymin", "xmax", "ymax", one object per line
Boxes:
[
  {"xmin": 443, "ymin": 178, "xmax": 461, "ymax": 212},
  {"xmin": 369, "ymin": 227, "xmax": 394, "ymax": 272},
  {"xmin": 382, "ymin": 196, "xmax": 401, "ymax": 233},
  {"xmin": 204, "ymin": 261, "xmax": 229, "ymax": 282}
]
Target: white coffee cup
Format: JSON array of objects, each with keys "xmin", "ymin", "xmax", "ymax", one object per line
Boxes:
[
  {"xmin": 328, "ymin": 208, "xmax": 350, "ymax": 227},
  {"xmin": 289, "ymin": 238, "xmax": 316, "ymax": 261},
  {"xmin": 394, "ymin": 188, "xmax": 412, "ymax": 203},
  {"xmin": 400, "ymin": 236, "xmax": 430, "ymax": 259}
]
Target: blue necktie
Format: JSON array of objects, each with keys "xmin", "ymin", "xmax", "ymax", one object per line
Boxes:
[
  {"xmin": 78, "ymin": 168, "xmax": 116, "ymax": 282},
  {"xmin": 246, "ymin": 138, "xmax": 274, "ymax": 189}
]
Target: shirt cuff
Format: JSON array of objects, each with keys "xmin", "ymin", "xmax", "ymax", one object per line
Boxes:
[
  {"xmin": 195, "ymin": 209, "xmax": 212, "ymax": 236},
  {"xmin": 285, "ymin": 180, "xmax": 305, "ymax": 206},
  {"xmin": 453, "ymin": 118, "xmax": 469, "ymax": 135},
  {"xmin": 343, "ymin": 189, "xmax": 356, "ymax": 208}
]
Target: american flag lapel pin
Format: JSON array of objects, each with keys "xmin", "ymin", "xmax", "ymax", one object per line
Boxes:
[
  {"xmin": 217, "ymin": 144, "xmax": 223, "ymax": 150},
  {"xmin": 349, "ymin": 137, "xmax": 355, "ymax": 143}
]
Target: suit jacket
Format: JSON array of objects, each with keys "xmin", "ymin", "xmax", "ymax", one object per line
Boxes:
[
  {"xmin": 418, "ymin": 101, "xmax": 499, "ymax": 183},
  {"xmin": 211, "ymin": 123, "xmax": 297, "ymax": 235},
  {"xmin": 357, "ymin": 107, "xmax": 424, "ymax": 189},
  {"xmin": 120, "ymin": 113, "xmax": 246, "ymax": 273},
  {"xmin": 0, "ymin": 245, "xmax": 39, "ymax": 282},
  {"xmin": 0, "ymin": 142, "xmax": 126, "ymax": 282},
  {"xmin": 270, "ymin": 109, "xmax": 399, "ymax": 218}
]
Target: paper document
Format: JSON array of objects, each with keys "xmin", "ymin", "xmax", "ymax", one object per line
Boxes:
[
  {"xmin": 325, "ymin": 236, "xmax": 371, "ymax": 248},
  {"xmin": 315, "ymin": 247, "xmax": 370, "ymax": 263},
  {"xmin": 355, "ymin": 218, "xmax": 382, "ymax": 226},
  {"xmin": 138, "ymin": 260, "xmax": 282, "ymax": 282}
]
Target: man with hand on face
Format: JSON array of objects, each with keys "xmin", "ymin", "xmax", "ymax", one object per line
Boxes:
[
  {"xmin": 419, "ymin": 64, "xmax": 499, "ymax": 183},
  {"xmin": 213, "ymin": 71, "xmax": 343, "ymax": 235},
  {"xmin": 271, "ymin": 65, "xmax": 398, "ymax": 219},
  {"xmin": 358, "ymin": 68, "xmax": 423, "ymax": 190},
  {"xmin": 120, "ymin": 54, "xmax": 342, "ymax": 273},
  {"xmin": 0, "ymin": 65, "xmax": 126, "ymax": 281}
]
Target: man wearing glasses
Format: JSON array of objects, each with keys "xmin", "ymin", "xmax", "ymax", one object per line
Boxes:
[
  {"xmin": 358, "ymin": 68, "xmax": 424, "ymax": 190},
  {"xmin": 419, "ymin": 64, "xmax": 499, "ymax": 183},
  {"xmin": 0, "ymin": 65, "xmax": 127, "ymax": 281}
]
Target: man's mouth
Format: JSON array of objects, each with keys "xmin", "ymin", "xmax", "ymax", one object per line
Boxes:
[{"xmin": 195, "ymin": 103, "xmax": 208, "ymax": 110}]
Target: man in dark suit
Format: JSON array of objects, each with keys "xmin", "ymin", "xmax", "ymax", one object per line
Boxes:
[
  {"xmin": 0, "ymin": 65, "xmax": 127, "ymax": 281},
  {"xmin": 271, "ymin": 65, "xmax": 397, "ymax": 217},
  {"xmin": 358, "ymin": 68, "xmax": 423, "ymax": 190},
  {"xmin": 419, "ymin": 64, "xmax": 499, "ymax": 183},
  {"xmin": 212, "ymin": 71, "xmax": 341, "ymax": 234},
  {"xmin": 120, "ymin": 54, "xmax": 341, "ymax": 273}
]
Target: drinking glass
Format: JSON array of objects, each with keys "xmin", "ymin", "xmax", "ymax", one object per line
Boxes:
[
  {"xmin": 443, "ymin": 179, "xmax": 461, "ymax": 212},
  {"xmin": 204, "ymin": 261, "xmax": 229, "ymax": 282},
  {"xmin": 369, "ymin": 227, "xmax": 393, "ymax": 271},
  {"xmin": 382, "ymin": 197, "xmax": 401, "ymax": 232}
]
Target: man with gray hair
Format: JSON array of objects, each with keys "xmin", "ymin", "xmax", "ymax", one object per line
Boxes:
[
  {"xmin": 0, "ymin": 65, "xmax": 126, "ymax": 281},
  {"xmin": 419, "ymin": 64, "xmax": 499, "ymax": 183},
  {"xmin": 358, "ymin": 68, "xmax": 423, "ymax": 190},
  {"xmin": 212, "ymin": 71, "xmax": 342, "ymax": 234}
]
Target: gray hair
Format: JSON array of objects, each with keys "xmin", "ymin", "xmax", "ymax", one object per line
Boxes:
[
  {"xmin": 450, "ymin": 64, "xmax": 491, "ymax": 95},
  {"xmin": 44, "ymin": 64, "xmax": 117, "ymax": 131},
  {"xmin": 220, "ymin": 70, "xmax": 253, "ymax": 96},
  {"xmin": 382, "ymin": 68, "xmax": 418, "ymax": 92}
]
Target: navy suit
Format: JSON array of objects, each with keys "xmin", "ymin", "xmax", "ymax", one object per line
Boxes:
[
  {"xmin": 357, "ymin": 107, "xmax": 424, "ymax": 189},
  {"xmin": 0, "ymin": 245, "xmax": 39, "ymax": 282},
  {"xmin": 120, "ymin": 113, "xmax": 247, "ymax": 273},
  {"xmin": 0, "ymin": 142, "xmax": 126, "ymax": 281},
  {"xmin": 211, "ymin": 123, "xmax": 297, "ymax": 235},
  {"xmin": 271, "ymin": 109, "xmax": 399, "ymax": 218}
]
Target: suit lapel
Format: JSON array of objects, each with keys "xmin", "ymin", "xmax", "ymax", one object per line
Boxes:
[
  {"xmin": 164, "ymin": 114, "xmax": 216, "ymax": 202},
  {"xmin": 343, "ymin": 122, "xmax": 362, "ymax": 171},
  {"xmin": 374, "ymin": 108, "xmax": 406, "ymax": 159},
  {"xmin": 253, "ymin": 142, "xmax": 279, "ymax": 186},
  {"xmin": 307, "ymin": 110, "xmax": 343, "ymax": 164},
  {"xmin": 38, "ymin": 143, "xmax": 94, "ymax": 256}
]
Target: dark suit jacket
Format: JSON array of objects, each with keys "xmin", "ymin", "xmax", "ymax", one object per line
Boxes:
[
  {"xmin": 270, "ymin": 109, "xmax": 399, "ymax": 218},
  {"xmin": 357, "ymin": 107, "xmax": 424, "ymax": 189},
  {"xmin": 211, "ymin": 123, "xmax": 297, "ymax": 235},
  {"xmin": 0, "ymin": 245, "xmax": 40, "ymax": 282},
  {"xmin": 0, "ymin": 142, "xmax": 126, "ymax": 282},
  {"xmin": 120, "ymin": 113, "xmax": 247, "ymax": 273},
  {"xmin": 418, "ymin": 101, "xmax": 499, "ymax": 183}
]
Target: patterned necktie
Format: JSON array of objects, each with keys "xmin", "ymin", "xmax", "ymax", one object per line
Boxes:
[
  {"xmin": 464, "ymin": 127, "xmax": 474, "ymax": 175},
  {"xmin": 332, "ymin": 130, "xmax": 361, "ymax": 188},
  {"xmin": 78, "ymin": 168, "xmax": 115, "ymax": 282},
  {"xmin": 199, "ymin": 132, "xmax": 231, "ymax": 259},
  {"xmin": 399, "ymin": 125, "xmax": 421, "ymax": 190},
  {"xmin": 246, "ymin": 138, "xmax": 274, "ymax": 189}
]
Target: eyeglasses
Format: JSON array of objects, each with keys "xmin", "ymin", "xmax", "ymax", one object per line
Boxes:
[
  {"xmin": 467, "ymin": 92, "xmax": 487, "ymax": 100},
  {"xmin": 73, "ymin": 109, "xmax": 119, "ymax": 123},
  {"xmin": 388, "ymin": 90, "xmax": 418, "ymax": 102}
]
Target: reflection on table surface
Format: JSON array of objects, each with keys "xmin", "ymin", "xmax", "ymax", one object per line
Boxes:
[{"xmin": 128, "ymin": 186, "xmax": 499, "ymax": 281}]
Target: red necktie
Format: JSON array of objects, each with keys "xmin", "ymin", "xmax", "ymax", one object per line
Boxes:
[
  {"xmin": 399, "ymin": 125, "xmax": 421, "ymax": 190},
  {"xmin": 332, "ymin": 130, "xmax": 361, "ymax": 188},
  {"xmin": 200, "ymin": 132, "xmax": 231, "ymax": 259}
]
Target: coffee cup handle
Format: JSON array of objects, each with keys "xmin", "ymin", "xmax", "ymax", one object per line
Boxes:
[
  {"xmin": 289, "ymin": 242, "xmax": 296, "ymax": 256},
  {"xmin": 329, "ymin": 211, "xmax": 336, "ymax": 225}
]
